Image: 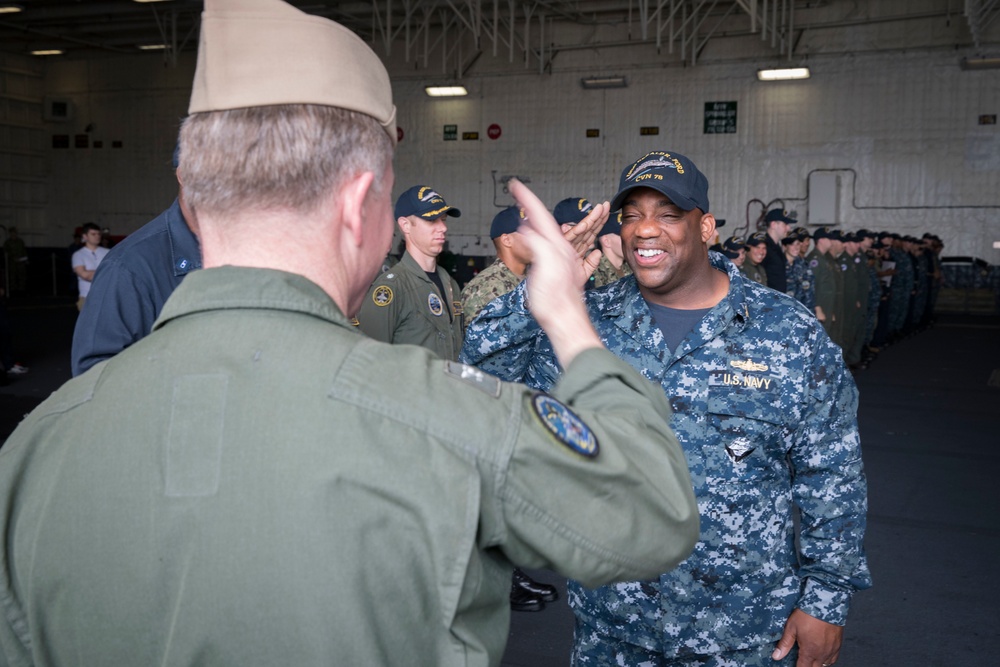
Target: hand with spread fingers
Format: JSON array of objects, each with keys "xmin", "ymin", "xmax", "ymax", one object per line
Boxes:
[
  {"xmin": 506, "ymin": 178, "xmax": 603, "ymax": 366},
  {"xmin": 771, "ymin": 608, "xmax": 843, "ymax": 667}
]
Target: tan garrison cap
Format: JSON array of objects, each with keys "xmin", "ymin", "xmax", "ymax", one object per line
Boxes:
[{"xmin": 189, "ymin": 0, "xmax": 397, "ymax": 145}]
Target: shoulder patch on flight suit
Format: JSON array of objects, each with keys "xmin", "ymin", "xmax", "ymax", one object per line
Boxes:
[
  {"xmin": 531, "ymin": 393, "xmax": 599, "ymax": 458},
  {"xmin": 372, "ymin": 285, "xmax": 393, "ymax": 307},
  {"xmin": 427, "ymin": 292, "xmax": 444, "ymax": 316},
  {"xmin": 443, "ymin": 361, "xmax": 501, "ymax": 397}
]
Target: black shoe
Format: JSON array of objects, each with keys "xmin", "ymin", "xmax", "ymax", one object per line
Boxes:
[
  {"xmin": 510, "ymin": 581, "xmax": 545, "ymax": 612},
  {"xmin": 513, "ymin": 568, "xmax": 558, "ymax": 602}
]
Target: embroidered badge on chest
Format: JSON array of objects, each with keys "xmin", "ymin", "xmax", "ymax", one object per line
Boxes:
[
  {"xmin": 531, "ymin": 393, "xmax": 599, "ymax": 458},
  {"xmin": 372, "ymin": 285, "xmax": 393, "ymax": 307},
  {"xmin": 428, "ymin": 292, "xmax": 444, "ymax": 316}
]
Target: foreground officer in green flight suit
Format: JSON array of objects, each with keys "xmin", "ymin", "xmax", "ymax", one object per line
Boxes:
[
  {"xmin": 356, "ymin": 184, "xmax": 465, "ymax": 360},
  {"xmin": 0, "ymin": 1, "xmax": 699, "ymax": 666}
]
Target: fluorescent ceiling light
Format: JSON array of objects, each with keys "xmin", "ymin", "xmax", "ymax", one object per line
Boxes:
[
  {"xmin": 31, "ymin": 50, "xmax": 64, "ymax": 56},
  {"xmin": 757, "ymin": 67, "xmax": 811, "ymax": 81},
  {"xmin": 960, "ymin": 56, "xmax": 1000, "ymax": 70},
  {"xmin": 424, "ymin": 85, "xmax": 468, "ymax": 97},
  {"xmin": 138, "ymin": 44, "xmax": 168, "ymax": 50},
  {"xmin": 581, "ymin": 76, "xmax": 628, "ymax": 89},
  {"xmin": 0, "ymin": 5, "xmax": 24, "ymax": 14}
]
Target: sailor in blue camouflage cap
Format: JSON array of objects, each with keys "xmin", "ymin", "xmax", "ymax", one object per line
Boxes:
[{"xmin": 461, "ymin": 149, "xmax": 870, "ymax": 667}]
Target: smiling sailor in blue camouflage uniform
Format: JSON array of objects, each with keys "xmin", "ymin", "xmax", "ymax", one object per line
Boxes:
[{"xmin": 462, "ymin": 150, "xmax": 870, "ymax": 667}]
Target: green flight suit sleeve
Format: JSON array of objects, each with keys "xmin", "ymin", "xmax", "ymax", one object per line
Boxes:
[
  {"xmin": 485, "ymin": 348, "xmax": 700, "ymax": 587},
  {"xmin": 340, "ymin": 338, "xmax": 699, "ymax": 589},
  {"xmin": 355, "ymin": 275, "xmax": 401, "ymax": 344}
]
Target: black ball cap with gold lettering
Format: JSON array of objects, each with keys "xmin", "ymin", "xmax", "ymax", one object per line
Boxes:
[
  {"xmin": 394, "ymin": 185, "xmax": 461, "ymax": 220},
  {"xmin": 610, "ymin": 150, "xmax": 709, "ymax": 214}
]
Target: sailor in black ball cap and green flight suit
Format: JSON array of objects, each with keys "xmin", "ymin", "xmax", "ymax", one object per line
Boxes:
[{"xmin": 357, "ymin": 185, "xmax": 465, "ymax": 360}]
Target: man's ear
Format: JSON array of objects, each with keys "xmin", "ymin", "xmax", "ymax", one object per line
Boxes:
[
  {"xmin": 397, "ymin": 215, "xmax": 412, "ymax": 239},
  {"xmin": 498, "ymin": 232, "xmax": 514, "ymax": 249},
  {"xmin": 700, "ymin": 213, "xmax": 717, "ymax": 244},
  {"xmin": 340, "ymin": 170, "xmax": 376, "ymax": 247}
]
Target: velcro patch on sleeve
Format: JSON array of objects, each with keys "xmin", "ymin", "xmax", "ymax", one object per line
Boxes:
[
  {"xmin": 531, "ymin": 393, "xmax": 599, "ymax": 458},
  {"xmin": 372, "ymin": 285, "xmax": 393, "ymax": 307},
  {"xmin": 443, "ymin": 361, "xmax": 501, "ymax": 397}
]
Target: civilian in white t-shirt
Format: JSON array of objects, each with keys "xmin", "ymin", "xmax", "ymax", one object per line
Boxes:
[{"xmin": 71, "ymin": 222, "xmax": 110, "ymax": 311}]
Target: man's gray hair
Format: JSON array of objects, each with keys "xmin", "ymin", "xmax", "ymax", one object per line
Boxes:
[{"xmin": 179, "ymin": 104, "xmax": 392, "ymax": 218}]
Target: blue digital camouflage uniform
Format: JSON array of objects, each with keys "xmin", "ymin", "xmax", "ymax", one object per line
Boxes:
[
  {"xmin": 786, "ymin": 256, "xmax": 815, "ymax": 312},
  {"xmin": 864, "ymin": 257, "xmax": 881, "ymax": 346},
  {"xmin": 806, "ymin": 249, "xmax": 836, "ymax": 332},
  {"xmin": 461, "ymin": 257, "xmax": 523, "ymax": 325},
  {"xmin": 461, "ymin": 252, "xmax": 871, "ymax": 661},
  {"xmin": 887, "ymin": 247, "xmax": 914, "ymax": 336}
]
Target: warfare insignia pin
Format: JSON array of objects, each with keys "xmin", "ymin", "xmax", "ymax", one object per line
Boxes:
[
  {"xmin": 731, "ymin": 359, "xmax": 769, "ymax": 372},
  {"xmin": 349, "ymin": 317, "xmax": 360, "ymax": 327},
  {"xmin": 428, "ymin": 293, "xmax": 444, "ymax": 316},
  {"xmin": 372, "ymin": 285, "xmax": 393, "ymax": 307},
  {"xmin": 452, "ymin": 300, "xmax": 463, "ymax": 316},
  {"xmin": 531, "ymin": 393, "xmax": 599, "ymax": 458},
  {"xmin": 725, "ymin": 438, "xmax": 755, "ymax": 463}
]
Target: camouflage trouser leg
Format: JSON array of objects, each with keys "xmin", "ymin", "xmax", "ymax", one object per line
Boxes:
[{"xmin": 571, "ymin": 617, "xmax": 798, "ymax": 667}]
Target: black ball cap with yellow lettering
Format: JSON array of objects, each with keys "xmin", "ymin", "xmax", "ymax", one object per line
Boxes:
[
  {"xmin": 394, "ymin": 185, "xmax": 461, "ymax": 220},
  {"xmin": 610, "ymin": 150, "xmax": 710, "ymax": 214}
]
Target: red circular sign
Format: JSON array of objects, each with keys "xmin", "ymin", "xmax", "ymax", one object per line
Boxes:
[
  {"xmin": 397, "ymin": 127, "xmax": 404, "ymax": 143},
  {"xmin": 487, "ymin": 124, "xmax": 502, "ymax": 140}
]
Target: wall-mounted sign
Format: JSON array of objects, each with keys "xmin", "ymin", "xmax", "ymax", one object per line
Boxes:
[
  {"xmin": 462, "ymin": 132, "xmax": 479, "ymax": 140},
  {"xmin": 979, "ymin": 114, "xmax": 997, "ymax": 125},
  {"xmin": 640, "ymin": 126, "xmax": 659, "ymax": 136},
  {"xmin": 586, "ymin": 128, "xmax": 600, "ymax": 138},
  {"xmin": 705, "ymin": 101, "xmax": 737, "ymax": 134},
  {"xmin": 52, "ymin": 134, "xmax": 69, "ymax": 149},
  {"xmin": 75, "ymin": 134, "xmax": 89, "ymax": 148},
  {"xmin": 487, "ymin": 123, "xmax": 502, "ymax": 140},
  {"xmin": 444, "ymin": 124, "xmax": 457, "ymax": 140}
]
